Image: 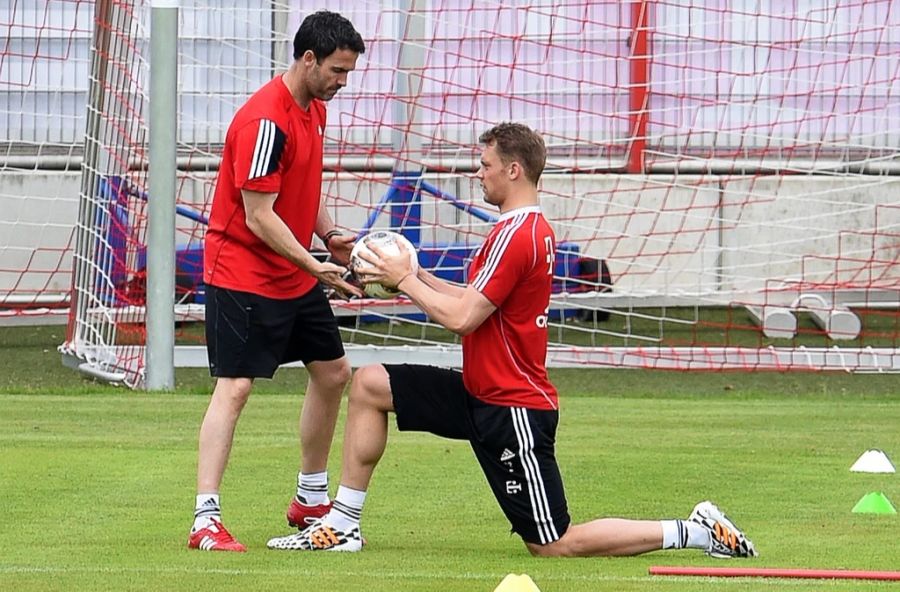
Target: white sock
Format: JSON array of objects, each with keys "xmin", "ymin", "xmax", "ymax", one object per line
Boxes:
[
  {"xmin": 326, "ymin": 485, "xmax": 366, "ymax": 531},
  {"xmin": 193, "ymin": 493, "xmax": 221, "ymax": 532},
  {"xmin": 296, "ymin": 471, "xmax": 329, "ymax": 506},
  {"xmin": 661, "ymin": 519, "xmax": 711, "ymax": 549},
  {"xmin": 684, "ymin": 520, "xmax": 711, "ymax": 549}
]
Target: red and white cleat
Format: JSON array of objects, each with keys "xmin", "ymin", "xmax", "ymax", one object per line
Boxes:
[
  {"xmin": 286, "ymin": 498, "xmax": 331, "ymax": 530},
  {"xmin": 188, "ymin": 519, "xmax": 247, "ymax": 552}
]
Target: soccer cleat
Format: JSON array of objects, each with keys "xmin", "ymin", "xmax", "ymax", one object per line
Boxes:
[
  {"xmin": 267, "ymin": 520, "xmax": 363, "ymax": 552},
  {"xmin": 286, "ymin": 498, "xmax": 331, "ymax": 529},
  {"xmin": 689, "ymin": 500, "xmax": 758, "ymax": 558},
  {"xmin": 187, "ymin": 519, "xmax": 247, "ymax": 552}
]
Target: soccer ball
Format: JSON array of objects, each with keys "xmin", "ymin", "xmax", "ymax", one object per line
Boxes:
[{"xmin": 349, "ymin": 230, "xmax": 419, "ymax": 299}]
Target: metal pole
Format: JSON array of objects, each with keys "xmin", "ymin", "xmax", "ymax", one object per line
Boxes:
[
  {"xmin": 392, "ymin": 0, "xmax": 426, "ymax": 169},
  {"xmin": 146, "ymin": 0, "xmax": 178, "ymax": 390},
  {"xmin": 391, "ymin": 0, "xmax": 427, "ymax": 242},
  {"xmin": 271, "ymin": 1, "xmax": 291, "ymax": 72}
]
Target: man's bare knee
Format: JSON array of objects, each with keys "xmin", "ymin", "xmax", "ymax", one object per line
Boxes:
[
  {"xmin": 350, "ymin": 364, "xmax": 393, "ymax": 411},
  {"xmin": 328, "ymin": 358, "xmax": 352, "ymax": 389},
  {"xmin": 524, "ymin": 536, "xmax": 574, "ymax": 558},
  {"xmin": 308, "ymin": 357, "xmax": 352, "ymax": 393},
  {"xmin": 213, "ymin": 378, "xmax": 253, "ymax": 411}
]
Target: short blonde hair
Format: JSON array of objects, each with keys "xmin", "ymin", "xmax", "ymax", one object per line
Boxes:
[{"xmin": 478, "ymin": 122, "xmax": 546, "ymax": 185}]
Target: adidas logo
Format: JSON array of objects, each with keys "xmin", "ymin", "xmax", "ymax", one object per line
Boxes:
[{"xmin": 500, "ymin": 448, "xmax": 515, "ymax": 462}]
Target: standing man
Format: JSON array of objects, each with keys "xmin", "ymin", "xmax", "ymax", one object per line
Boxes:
[
  {"xmin": 266, "ymin": 123, "xmax": 758, "ymax": 559},
  {"xmin": 189, "ymin": 11, "xmax": 366, "ymax": 552}
]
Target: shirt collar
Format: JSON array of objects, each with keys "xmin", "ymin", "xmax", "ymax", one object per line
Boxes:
[{"xmin": 498, "ymin": 205, "xmax": 541, "ymax": 222}]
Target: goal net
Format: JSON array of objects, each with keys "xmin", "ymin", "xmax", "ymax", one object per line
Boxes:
[
  {"xmin": 5, "ymin": 1, "xmax": 897, "ymax": 386},
  {"xmin": 0, "ymin": 1, "xmax": 89, "ymax": 325}
]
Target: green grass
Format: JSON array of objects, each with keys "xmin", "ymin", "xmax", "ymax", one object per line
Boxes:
[{"xmin": 1, "ymin": 326, "xmax": 899, "ymax": 591}]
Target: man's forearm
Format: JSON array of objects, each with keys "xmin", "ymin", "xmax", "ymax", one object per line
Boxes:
[
  {"xmin": 398, "ymin": 277, "xmax": 468, "ymax": 333},
  {"xmin": 416, "ymin": 267, "xmax": 467, "ymax": 297},
  {"xmin": 315, "ymin": 197, "xmax": 338, "ymax": 241},
  {"xmin": 248, "ymin": 208, "xmax": 321, "ymax": 274}
]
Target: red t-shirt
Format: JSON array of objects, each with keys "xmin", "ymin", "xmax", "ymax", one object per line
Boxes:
[
  {"xmin": 462, "ymin": 206, "xmax": 559, "ymax": 410},
  {"xmin": 204, "ymin": 76, "xmax": 325, "ymax": 299}
]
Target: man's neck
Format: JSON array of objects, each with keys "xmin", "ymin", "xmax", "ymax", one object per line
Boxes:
[
  {"xmin": 497, "ymin": 189, "xmax": 539, "ymax": 215},
  {"xmin": 281, "ymin": 66, "xmax": 311, "ymax": 110}
]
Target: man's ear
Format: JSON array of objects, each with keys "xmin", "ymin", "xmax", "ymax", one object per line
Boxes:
[
  {"xmin": 302, "ymin": 49, "xmax": 317, "ymax": 68},
  {"xmin": 507, "ymin": 161, "xmax": 521, "ymax": 180}
]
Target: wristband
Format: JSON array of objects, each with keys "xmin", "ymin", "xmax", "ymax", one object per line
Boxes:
[{"xmin": 323, "ymin": 229, "xmax": 343, "ymax": 247}]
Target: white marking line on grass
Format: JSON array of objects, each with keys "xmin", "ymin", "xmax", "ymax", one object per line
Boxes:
[
  {"xmin": 0, "ymin": 564, "xmax": 829, "ymax": 586},
  {"xmin": 2, "ymin": 565, "xmax": 629, "ymax": 582}
]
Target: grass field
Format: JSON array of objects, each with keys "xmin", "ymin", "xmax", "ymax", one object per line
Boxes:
[{"xmin": 1, "ymin": 326, "xmax": 899, "ymax": 591}]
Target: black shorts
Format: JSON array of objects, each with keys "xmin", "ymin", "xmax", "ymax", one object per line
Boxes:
[
  {"xmin": 385, "ymin": 364, "xmax": 570, "ymax": 545},
  {"xmin": 205, "ymin": 284, "xmax": 344, "ymax": 378}
]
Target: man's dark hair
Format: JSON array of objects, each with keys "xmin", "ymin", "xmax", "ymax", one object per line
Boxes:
[
  {"xmin": 293, "ymin": 10, "xmax": 366, "ymax": 61},
  {"xmin": 479, "ymin": 122, "xmax": 547, "ymax": 185}
]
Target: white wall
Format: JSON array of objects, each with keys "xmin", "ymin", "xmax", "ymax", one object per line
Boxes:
[
  {"xmin": 0, "ymin": 172, "xmax": 79, "ymax": 298},
  {"xmin": 2, "ymin": 172, "xmax": 897, "ymax": 300}
]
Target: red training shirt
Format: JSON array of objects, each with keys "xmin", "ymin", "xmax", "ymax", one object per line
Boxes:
[
  {"xmin": 462, "ymin": 206, "xmax": 560, "ymax": 410},
  {"xmin": 204, "ymin": 75, "xmax": 325, "ymax": 299}
]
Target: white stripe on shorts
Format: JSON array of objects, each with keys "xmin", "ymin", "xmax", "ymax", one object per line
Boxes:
[{"xmin": 511, "ymin": 407, "xmax": 559, "ymax": 544}]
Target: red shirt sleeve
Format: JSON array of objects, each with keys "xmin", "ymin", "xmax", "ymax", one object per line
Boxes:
[
  {"xmin": 231, "ymin": 118, "xmax": 287, "ymax": 194},
  {"xmin": 473, "ymin": 226, "xmax": 534, "ymax": 308}
]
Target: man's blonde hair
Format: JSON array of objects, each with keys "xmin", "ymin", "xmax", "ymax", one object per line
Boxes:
[{"xmin": 478, "ymin": 122, "xmax": 546, "ymax": 185}]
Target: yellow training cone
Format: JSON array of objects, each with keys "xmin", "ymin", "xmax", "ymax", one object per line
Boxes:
[{"xmin": 494, "ymin": 573, "xmax": 541, "ymax": 592}]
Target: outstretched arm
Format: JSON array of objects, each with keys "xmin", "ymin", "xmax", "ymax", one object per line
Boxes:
[
  {"xmin": 399, "ymin": 278, "xmax": 495, "ymax": 335},
  {"xmin": 357, "ymin": 242, "xmax": 495, "ymax": 335},
  {"xmin": 242, "ymin": 189, "xmax": 363, "ymax": 298},
  {"xmin": 415, "ymin": 266, "xmax": 468, "ymax": 298}
]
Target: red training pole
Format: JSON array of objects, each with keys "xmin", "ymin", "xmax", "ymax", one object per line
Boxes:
[
  {"xmin": 650, "ymin": 566, "xmax": 900, "ymax": 581},
  {"xmin": 627, "ymin": 0, "xmax": 651, "ymax": 174}
]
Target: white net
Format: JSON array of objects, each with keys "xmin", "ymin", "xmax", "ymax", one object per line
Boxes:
[{"xmin": 2, "ymin": 1, "xmax": 897, "ymax": 384}]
